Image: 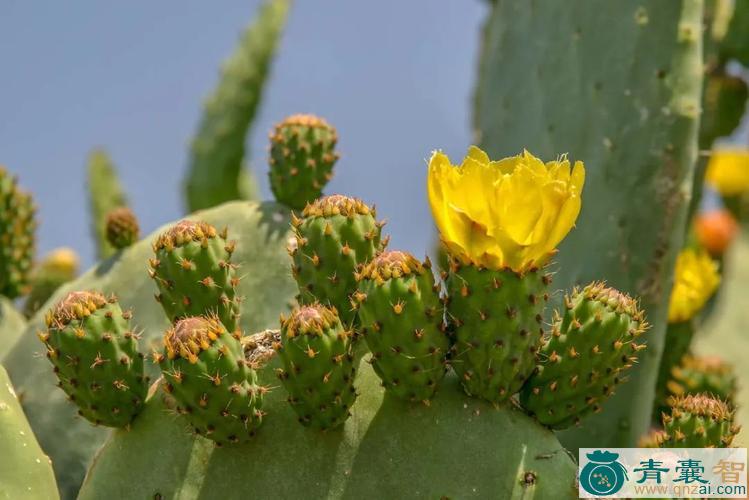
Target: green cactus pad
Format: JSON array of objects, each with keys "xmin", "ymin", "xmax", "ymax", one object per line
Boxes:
[
  {"xmin": 157, "ymin": 316, "xmax": 264, "ymax": 444},
  {"xmin": 185, "ymin": 0, "xmax": 290, "ymax": 212},
  {"xmin": 149, "ymin": 220, "xmax": 241, "ymax": 332},
  {"xmin": 269, "ymin": 114, "xmax": 339, "ymax": 209},
  {"xmin": 39, "ymin": 290, "xmax": 147, "ymax": 427},
  {"xmin": 475, "ymin": 0, "xmax": 703, "ymax": 447},
  {"xmin": 105, "ymin": 207, "xmax": 140, "ymax": 249},
  {"xmin": 446, "ymin": 261, "xmax": 549, "ymax": 403},
  {"xmin": 520, "ymin": 283, "xmax": 649, "ymax": 429},
  {"xmin": 654, "ymin": 319, "xmax": 695, "ymax": 419},
  {"xmin": 0, "ymin": 365, "xmax": 59, "ymax": 500},
  {"xmin": 78, "ymin": 356, "xmax": 578, "ymax": 500},
  {"xmin": 86, "ymin": 149, "xmax": 129, "ymax": 260},
  {"xmin": 700, "ymin": 74, "xmax": 748, "ymax": 147},
  {"xmin": 355, "ymin": 250, "xmax": 449, "ymax": 403},
  {"xmin": 290, "ymin": 195, "xmax": 386, "ymax": 325},
  {"xmin": 0, "ymin": 166, "xmax": 36, "ymax": 299},
  {"xmin": 0, "ymin": 296, "xmax": 28, "ymax": 359},
  {"xmin": 661, "ymin": 393, "xmax": 740, "ymax": 448},
  {"xmin": 276, "ymin": 304, "xmax": 356, "ymax": 430}
]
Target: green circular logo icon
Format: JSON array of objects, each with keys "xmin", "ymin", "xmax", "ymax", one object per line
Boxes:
[{"xmin": 580, "ymin": 450, "xmax": 628, "ymax": 496}]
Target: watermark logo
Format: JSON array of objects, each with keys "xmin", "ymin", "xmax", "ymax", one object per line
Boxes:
[
  {"xmin": 578, "ymin": 448, "xmax": 747, "ymax": 498},
  {"xmin": 580, "ymin": 450, "xmax": 628, "ymax": 495}
]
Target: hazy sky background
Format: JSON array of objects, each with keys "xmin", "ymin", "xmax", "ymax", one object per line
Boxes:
[{"xmin": 1, "ymin": 1, "xmax": 487, "ymax": 268}]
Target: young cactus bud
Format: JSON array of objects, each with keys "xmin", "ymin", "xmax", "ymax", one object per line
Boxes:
[
  {"xmin": 39, "ymin": 291, "xmax": 147, "ymax": 427},
  {"xmin": 669, "ymin": 355, "xmax": 737, "ymax": 401},
  {"xmin": 355, "ymin": 251, "xmax": 449, "ymax": 403},
  {"xmin": 276, "ymin": 304, "xmax": 356, "ymax": 430},
  {"xmin": 269, "ymin": 114, "xmax": 339, "ymax": 209},
  {"xmin": 661, "ymin": 394, "xmax": 740, "ymax": 448},
  {"xmin": 289, "ymin": 195, "xmax": 386, "ymax": 325},
  {"xmin": 149, "ymin": 220, "xmax": 241, "ymax": 332},
  {"xmin": 446, "ymin": 260, "xmax": 550, "ymax": 403},
  {"xmin": 520, "ymin": 283, "xmax": 649, "ymax": 429},
  {"xmin": 105, "ymin": 207, "xmax": 140, "ymax": 249},
  {"xmin": 658, "ymin": 355, "xmax": 737, "ymax": 418},
  {"xmin": 0, "ymin": 166, "xmax": 36, "ymax": 299},
  {"xmin": 23, "ymin": 247, "xmax": 79, "ymax": 317},
  {"xmin": 157, "ymin": 316, "xmax": 265, "ymax": 445}
]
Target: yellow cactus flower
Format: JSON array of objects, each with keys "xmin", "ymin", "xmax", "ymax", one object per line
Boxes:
[
  {"xmin": 427, "ymin": 146, "xmax": 584, "ymax": 273},
  {"xmin": 40, "ymin": 247, "xmax": 80, "ymax": 276},
  {"xmin": 667, "ymin": 248, "xmax": 720, "ymax": 323},
  {"xmin": 705, "ymin": 148, "xmax": 749, "ymax": 196}
]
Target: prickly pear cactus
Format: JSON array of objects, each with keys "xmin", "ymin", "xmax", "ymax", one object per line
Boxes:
[
  {"xmin": 0, "ymin": 365, "xmax": 59, "ymax": 500},
  {"xmin": 38, "ymin": 291, "xmax": 147, "ymax": 427},
  {"xmin": 290, "ymin": 195, "xmax": 385, "ymax": 325},
  {"xmin": 3, "ymin": 201, "xmax": 296, "ymax": 498},
  {"xmin": 86, "ymin": 149, "xmax": 129, "ymax": 260},
  {"xmin": 0, "ymin": 166, "xmax": 36, "ymax": 299},
  {"xmin": 355, "ymin": 251, "xmax": 449, "ymax": 403},
  {"xmin": 521, "ymin": 283, "xmax": 649, "ymax": 429},
  {"xmin": 184, "ymin": 0, "xmax": 290, "ymax": 212},
  {"xmin": 77, "ymin": 358, "xmax": 578, "ymax": 500},
  {"xmin": 104, "ymin": 207, "xmax": 139, "ymax": 250},
  {"xmin": 475, "ymin": 0, "xmax": 704, "ymax": 446},
  {"xmin": 276, "ymin": 304, "xmax": 356, "ymax": 429},
  {"xmin": 660, "ymin": 393, "xmax": 739, "ymax": 447},
  {"xmin": 157, "ymin": 316, "xmax": 264, "ymax": 444},
  {"xmin": 149, "ymin": 220, "xmax": 241, "ymax": 332},
  {"xmin": 269, "ymin": 114, "xmax": 339, "ymax": 209}
]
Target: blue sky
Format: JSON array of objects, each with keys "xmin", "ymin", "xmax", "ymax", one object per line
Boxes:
[{"xmin": 1, "ymin": 1, "xmax": 487, "ymax": 267}]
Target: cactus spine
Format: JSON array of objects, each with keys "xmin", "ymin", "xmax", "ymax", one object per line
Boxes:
[
  {"xmin": 157, "ymin": 316, "xmax": 265, "ymax": 444},
  {"xmin": 0, "ymin": 166, "xmax": 36, "ymax": 299},
  {"xmin": 105, "ymin": 207, "xmax": 140, "ymax": 250},
  {"xmin": 355, "ymin": 250, "xmax": 449, "ymax": 403},
  {"xmin": 149, "ymin": 220, "xmax": 241, "ymax": 332},
  {"xmin": 38, "ymin": 291, "xmax": 147, "ymax": 427},
  {"xmin": 269, "ymin": 114, "xmax": 339, "ymax": 209},
  {"xmin": 521, "ymin": 283, "xmax": 649, "ymax": 429},
  {"xmin": 289, "ymin": 195, "xmax": 386, "ymax": 325},
  {"xmin": 276, "ymin": 304, "xmax": 356, "ymax": 430}
]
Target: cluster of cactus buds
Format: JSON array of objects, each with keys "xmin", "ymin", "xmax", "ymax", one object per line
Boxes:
[
  {"xmin": 269, "ymin": 114, "xmax": 340, "ymax": 210},
  {"xmin": 289, "ymin": 194, "xmax": 386, "ymax": 325}
]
